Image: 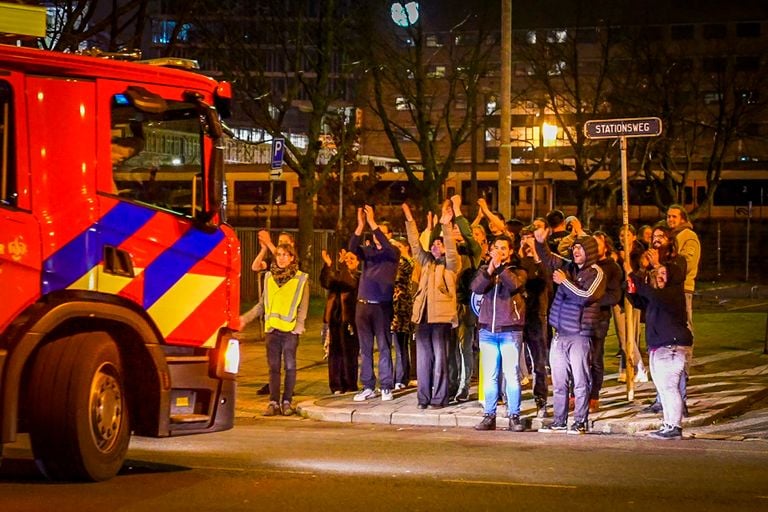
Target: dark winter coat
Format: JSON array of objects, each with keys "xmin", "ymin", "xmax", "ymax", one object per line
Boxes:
[
  {"xmin": 320, "ymin": 264, "xmax": 359, "ymax": 325},
  {"xmin": 536, "ymin": 235, "xmax": 606, "ymax": 337},
  {"xmin": 626, "ymin": 272, "xmax": 693, "ymax": 349},
  {"xmin": 470, "ymin": 258, "xmax": 527, "ymax": 332}
]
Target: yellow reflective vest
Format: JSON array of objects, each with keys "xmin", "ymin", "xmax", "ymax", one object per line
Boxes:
[{"xmin": 264, "ymin": 271, "xmax": 309, "ymax": 332}]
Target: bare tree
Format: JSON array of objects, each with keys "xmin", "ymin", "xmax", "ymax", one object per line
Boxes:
[
  {"xmin": 615, "ymin": 27, "xmax": 768, "ymax": 218},
  {"xmin": 361, "ymin": 2, "xmax": 497, "ymax": 214},
  {"xmin": 37, "ymin": 0, "xmax": 148, "ymax": 52},
  {"xmin": 515, "ymin": 18, "xmax": 624, "ymax": 220},
  {"xmin": 177, "ymin": 0, "xmax": 364, "ymax": 264}
]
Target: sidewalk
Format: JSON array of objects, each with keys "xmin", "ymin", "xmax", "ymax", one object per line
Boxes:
[{"xmin": 235, "ymin": 305, "xmax": 768, "ymax": 437}]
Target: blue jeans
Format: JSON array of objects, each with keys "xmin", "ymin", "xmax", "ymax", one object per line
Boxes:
[
  {"xmin": 650, "ymin": 345, "xmax": 692, "ymax": 428},
  {"xmin": 479, "ymin": 329, "xmax": 522, "ymax": 416},
  {"xmin": 550, "ymin": 333, "xmax": 591, "ymax": 423}
]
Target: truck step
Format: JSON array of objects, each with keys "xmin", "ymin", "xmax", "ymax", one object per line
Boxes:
[{"xmin": 169, "ymin": 414, "xmax": 211, "ymax": 424}]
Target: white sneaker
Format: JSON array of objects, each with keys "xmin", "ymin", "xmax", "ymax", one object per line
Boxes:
[
  {"xmin": 353, "ymin": 388, "xmax": 377, "ymax": 402},
  {"xmin": 394, "ymin": 383, "xmax": 406, "ymax": 391},
  {"xmin": 634, "ymin": 368, "xmax": 649, "ymax": 383},
  {"xmin": 381, "ymin": 389, "xmax": 393, "ymax": 401}
]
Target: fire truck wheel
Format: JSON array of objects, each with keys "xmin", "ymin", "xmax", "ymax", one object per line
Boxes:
[{"xmin": 28, "ymin": 331, "xmax": 130, "ymax": 482}]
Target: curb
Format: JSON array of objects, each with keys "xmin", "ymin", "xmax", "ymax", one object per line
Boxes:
[{"xmin": 295, "ymin": 370, "xmax": 768, "ymax": 437}]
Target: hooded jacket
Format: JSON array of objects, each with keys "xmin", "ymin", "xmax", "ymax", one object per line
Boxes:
[{"xmin": 536, "ymin": 235, "xmax": 605, "ymax": 337}]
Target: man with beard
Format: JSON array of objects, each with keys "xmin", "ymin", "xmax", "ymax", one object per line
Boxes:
[
  {"xmin": 534, "ymin": 226, "xmax": 605, "ymax": 434},
  {"xmin": 665, "ymin": 205, "xmax": 700, "ymax": 331}
]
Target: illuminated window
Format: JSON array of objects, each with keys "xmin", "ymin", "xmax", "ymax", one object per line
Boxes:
[
  {"xmin": 151, "ymin": 20, "xmax": 190, "ymax": 45},
  {"xmin": 235, "ymin": 180, "xmax": 286, "ymax": 205},
  {"xmin": 426, "ymin": 34, "xmax": 443, "ymax": 47},
  {"xmin": 396, "ymin": 96, "xmax": 413, "ymax": 111},
  {"xmin": 737, "ymin": 90, "xmax": 758, "ymax": 105},
  {"xmin": 547, "ymin": 30, "xmax": 567, "ymax": 43},
  {"xmin": 427, "ymin": 65, "xmax": 446, "ymax": 78},
  {"xmin": 485, "ymin": 96, "xmax": 497, "ymax": 115},
  {"xmin": 703, "ymin": 92, "xmax": 723, "ymax": 105},
  {"xmin": 548, "ymin": 61, "xmax": 567, "ymax": 76}
]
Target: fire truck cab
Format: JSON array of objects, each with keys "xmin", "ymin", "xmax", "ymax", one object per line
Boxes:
[{"xmin": 0, "ymin": 44, "xmax": 241, "ymax": 481}]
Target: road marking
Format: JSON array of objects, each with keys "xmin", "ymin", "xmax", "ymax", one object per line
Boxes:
[
  {"xmin": 727, "ymin": 302, "xmax": 768, "ymax": 311},
  {"xmin": 443, "ymin": 478, "xmax": 577, "ymax": 489},
  {"xmin": 183, "ymin": 465, "xmax": 315, "ymax": 475}
]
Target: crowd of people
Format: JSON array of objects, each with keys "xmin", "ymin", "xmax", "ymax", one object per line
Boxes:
[{"xmin": 240, "ymin": 198, "xmax": 700, "ymax": 440}]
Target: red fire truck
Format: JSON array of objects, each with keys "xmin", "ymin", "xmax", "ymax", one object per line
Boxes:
[{"xmin": 0, "ymin": 44, "xmax": 241, "ymax": 481}]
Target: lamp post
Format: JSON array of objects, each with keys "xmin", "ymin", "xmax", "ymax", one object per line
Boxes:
[
  {"xmin": 498, "ymin": 0, "xmax": 512, "ymax": 219},
  {"xmin": 338, "ymin": 115, "xmax": 346, "ymax": 234}
]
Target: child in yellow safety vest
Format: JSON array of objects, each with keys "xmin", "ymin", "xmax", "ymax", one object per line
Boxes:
[{"xmin": 240, "ymin": 243, "xmax": 309, "ymax": 416}]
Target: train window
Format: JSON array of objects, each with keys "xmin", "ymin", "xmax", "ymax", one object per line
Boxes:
[
  {"xmin": 684, "ymin": 186, "xmax": 693, "ymax": 205},
  {"xmin": 696, "ymin": 186, "xmax": 706, "ymax": 206},
  {"xmin": 463, "ymin": 181, "xmax": 499, "ymax": 210},
  {"xmin": 370, "ymin": 181, "xmax": 411, "ymax": 204},
  {"xmin": 234, "ymin": 180, "xmax": 286, "ymax": 205},
  {"xmin": 524, "ymin": 187, "xmax": 532, "ymax": 203},
  {"xmin": 713, "ymin": 180, "xmax": 767, "ymax": 206},
  {"xmin": 555, "ymin": 181, "xmax": 578, "ymax": 206},
  {"xmin": 628, "ymin": 181, "xmax": 673, "ymax": 206}
]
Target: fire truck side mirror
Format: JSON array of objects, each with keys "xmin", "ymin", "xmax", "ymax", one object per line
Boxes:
[{"xmin": 214, "ymin": 82, "xmax": 232, "ymax": 119}]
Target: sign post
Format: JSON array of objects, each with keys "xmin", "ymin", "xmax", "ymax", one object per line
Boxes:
[
  {"xmin": 584, "ymin": 117, "xmax": 662, "ymax": 400},
  {"xmin": 266, "ymin": 138, "xmax": 285, "ymax": 230}
]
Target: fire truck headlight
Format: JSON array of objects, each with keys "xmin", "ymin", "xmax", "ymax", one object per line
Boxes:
[{"xmin": 223, "ymin": 338, "xmax": 240, "ymax": 375}]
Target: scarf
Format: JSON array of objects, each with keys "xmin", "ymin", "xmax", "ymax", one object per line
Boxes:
[{"xmin": 270, "ymin": 261, "xmax": 298, "ymax": 286}]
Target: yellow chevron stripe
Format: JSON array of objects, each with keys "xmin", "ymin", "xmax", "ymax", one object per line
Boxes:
[
  {"xmin": 67, "ymin": 265, "xmax": 144, "ymax": 293},
  {"xmin": 148, "ymin": 272, "xmax": 225, "ymax": 337},
  {"xmin": 202, "ymin": 325, "xmax": 225, "ymax": 349}
]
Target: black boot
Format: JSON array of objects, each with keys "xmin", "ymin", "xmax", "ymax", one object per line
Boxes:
[
  {"xmin": 509, "ymin": 414, "xmax": 524, "ymax": 432},
  {"xmin": 474, "ymin": 414, "xmax": 496, "ymax": 431}
]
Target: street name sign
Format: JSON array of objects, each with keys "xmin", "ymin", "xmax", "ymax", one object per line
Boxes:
[
  {"xmin": 584, "ymin": 117, "xmax": 662, "ymax": 139},
  {"xmin": 270, "ymin": 137, "xmax": 285, "ymax": 180}
]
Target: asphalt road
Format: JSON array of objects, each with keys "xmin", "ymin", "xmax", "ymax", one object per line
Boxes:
[{"xmin": 2, "ymin": 419, "xmax": 767, "ymax": 511}]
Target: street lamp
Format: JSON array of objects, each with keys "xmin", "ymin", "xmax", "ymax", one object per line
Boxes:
[{"xmin": 531, "ymin": 122, "xmax": 559, "ymax": 220}]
